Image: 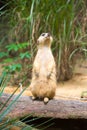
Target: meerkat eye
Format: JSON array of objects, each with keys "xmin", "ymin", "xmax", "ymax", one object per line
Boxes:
[{"xmin": 41, "ymin": 33, "xmax": 45, "ymax": 36}]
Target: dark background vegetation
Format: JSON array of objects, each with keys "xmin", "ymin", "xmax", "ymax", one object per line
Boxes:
[{"xmin": 0, "ymin": 0, "xmax": 87, "ymax": 86}]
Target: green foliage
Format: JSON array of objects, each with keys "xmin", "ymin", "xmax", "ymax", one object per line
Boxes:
[
  {"xmin": 1, "ymin": 42, "xmax": 31, "ymax": 75},
  {"xmin": 6, "ymin": 42, "xmax": 29, "ymax": 52},
  {"xmin": 4, "ymin": 64, "xmax": 22, "ymax": 73},
  {"xmin": 6, "ymin": 43, "xmax": 19, "ymax": 52},
  {"xmin": 19, "ymin": 52, "xmax": 31, "ymax": 59},
  {"xmin": 0, "ymin": 52, "xmax": 9, "ymax": 58},
  {"xmin": 3, "ymin": 58, "xmax": 14, "ymax": 63}
]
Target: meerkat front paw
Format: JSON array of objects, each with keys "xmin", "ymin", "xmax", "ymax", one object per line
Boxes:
[
  {"xmin": 44, "ymin": 97, "xmax": 49, "ymax": 104},
  {"xmin": 47, "ymin": 73, "xmax": 51, "ymax": 79},
  {"xmin": 35, "ymin": 72, "xmax": 39, "ymax": 77}
]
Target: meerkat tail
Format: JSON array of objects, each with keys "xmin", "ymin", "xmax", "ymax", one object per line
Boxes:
[
  {"xmin": 32, "ymin": 96, "xmax": 36, "ymax": 100},
  {"xmin": 44, "ymin": 97, "xmax": 49, "ymax": 104}
]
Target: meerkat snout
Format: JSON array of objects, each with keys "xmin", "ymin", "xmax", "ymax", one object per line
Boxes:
[{"xmin": 37, "ymin": 33, "xmax": 53, "ymax": 46}]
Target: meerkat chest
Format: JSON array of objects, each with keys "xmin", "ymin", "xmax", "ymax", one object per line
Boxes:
[
  {"xmin": 34, "ymin": 47, "xmax": 54, "ymax": 75},
  {"xmin": 36, "ymin": 47, "xmax": 53, "ymax": 64}
]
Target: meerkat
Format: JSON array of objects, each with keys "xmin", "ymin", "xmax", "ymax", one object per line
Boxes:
[{"xmin": 29, "ymin": 33, "xmax": 57, "ymax": 103}]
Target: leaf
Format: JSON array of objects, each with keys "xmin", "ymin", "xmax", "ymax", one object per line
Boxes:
[
  {"xmin": 4, "ymin": 64, "xmax": 22, "ymax": 73},
  {"xmin": 3, "ymin": 58, "xmax": 14, "ymax": 63},
  {"xmin": 18, "ymin": 42, "xmax": 29, "ymax": 49},
  {"xmin": 19, "ymin": 52, "xmax": 31, "ymax": 59},
  {"xmin": 6, "ymin": 44, "xmax": 19, "ymax": 52},
  {"xmin": 0, "ymin": 52, "xmax": 9, "ymax": 58},
  {"xmin": 6, "ymin": 42, "xmax": 29, "ymax": 52}
]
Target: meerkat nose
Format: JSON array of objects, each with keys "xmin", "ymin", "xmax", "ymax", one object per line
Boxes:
[{"xmin": 47, "ymin": 33, "xmax": 50, "ymax": 37}]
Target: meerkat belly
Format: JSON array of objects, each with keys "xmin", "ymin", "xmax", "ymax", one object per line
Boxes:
[{"xmin": 33, "ymin": 80, "xmax": 56, "ymax": 98}]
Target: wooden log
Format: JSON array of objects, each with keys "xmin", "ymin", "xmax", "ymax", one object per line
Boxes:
[{"xmin": 0, "ymin": 93, "xmax": 87, "ymax": 119}]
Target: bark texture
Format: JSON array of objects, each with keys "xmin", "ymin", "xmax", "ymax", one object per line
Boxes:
[{"xmin": 0, "ymin": 93, "xmax": 87, "ymax": 119}]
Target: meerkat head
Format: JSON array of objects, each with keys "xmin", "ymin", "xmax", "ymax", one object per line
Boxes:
[{"xmin": 37, "ymin": 33, "xmax": 53, "ymax": 48}]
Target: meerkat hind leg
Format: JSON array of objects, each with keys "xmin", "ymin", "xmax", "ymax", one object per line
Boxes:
[{"xmin": 44, "ymin": 97, "xmax": 49, "ymax": 103}]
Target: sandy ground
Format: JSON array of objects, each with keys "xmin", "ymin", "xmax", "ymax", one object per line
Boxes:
[
  {"xmin": 3, "ymin": 75, "xmax": 87, "ymax": 100},
  {"xmin": 1, "ymin": 59, "xmax": 87, "ymax": 100}
]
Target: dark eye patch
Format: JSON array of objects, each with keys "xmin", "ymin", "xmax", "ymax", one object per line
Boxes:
[{"xmin": 41, "ymin": 33, "xmax": 45, "ymax": 36}]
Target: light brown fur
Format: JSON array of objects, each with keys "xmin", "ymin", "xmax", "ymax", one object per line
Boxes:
[{"xmin": 29, "ymin": 33, "xmax": 57, "ymax": 103}]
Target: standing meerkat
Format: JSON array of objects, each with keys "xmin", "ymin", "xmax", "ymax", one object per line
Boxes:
[{"xmin": 29, "ymin": 33, "xmax": 57, "ymax": 103}]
